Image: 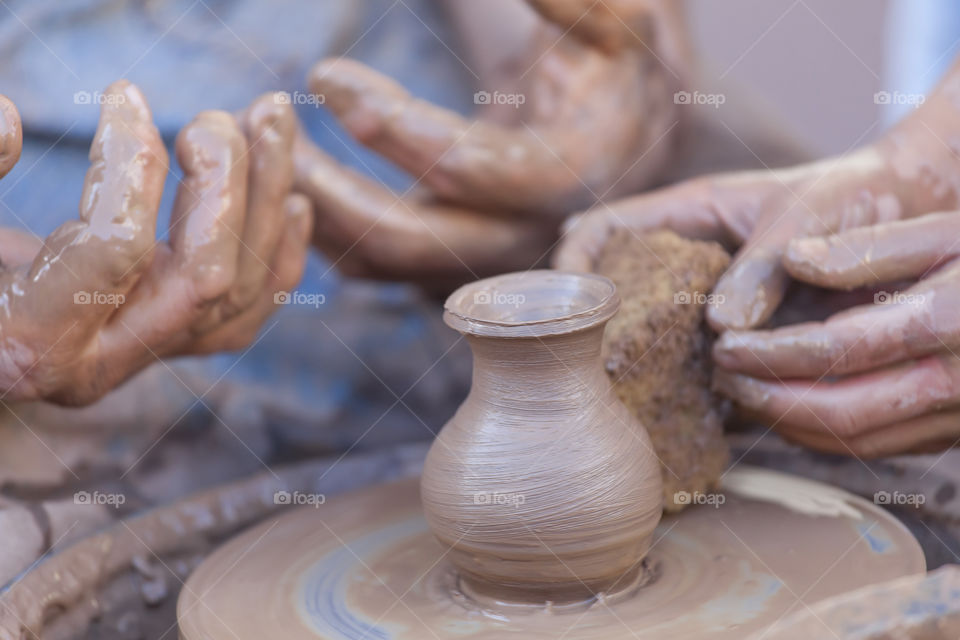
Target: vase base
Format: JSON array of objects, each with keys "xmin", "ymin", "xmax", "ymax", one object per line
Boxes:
[
  {"xmin": 178, "ymin": 467, "xmax": 924, "ymax": 640},
  {"xmin": 454, "ymin": 555, "xmax": 658, "ymax": 612}
]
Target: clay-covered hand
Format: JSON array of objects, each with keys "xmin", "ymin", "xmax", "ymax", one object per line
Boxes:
[
  {"xmin": 0, "ymin": 82, "xmax": 312, "ymax": 405},
  {"xmin": 557, "ymin": 57, "xmax": 960, "ymax": 456},
  {"xmin": 556, "ymin": 109, "xmax": 960, "ymax": 332},
  {"xmin": 293, "ymin": 0, "xmax": 685, "ymax": 287},
  {"xmin": 555, "ymin": 143, "xmax": 944, "ymax": 331},
  {"xmin": 554, "ymin": 147, "xmax": 959, "ymax": 458},
  {"xmin": 293, "ymin": 134, "xmax": 551, "ymax": 292},
  {"xmin": 557, "ymin": 57, "xmax": 960, "ymax": 331},
  {"xmin": 712, "ymin": 211, "xmax": 960, "ymax": 458}
]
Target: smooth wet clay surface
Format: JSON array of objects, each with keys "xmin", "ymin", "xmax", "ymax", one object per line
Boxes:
[{"xmin": 178, "ymin": 468, "xmax": 924, "ymax": 640}]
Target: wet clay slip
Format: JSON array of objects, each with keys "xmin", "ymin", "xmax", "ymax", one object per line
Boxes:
[{"xmin": 421, "ymin": 270, "xmax": 663, "ymax": 603}]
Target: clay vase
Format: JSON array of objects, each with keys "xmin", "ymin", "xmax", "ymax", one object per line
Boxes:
[{"xmin": 421, "ymin": 270, "xmax": 663, "ymax": 604}]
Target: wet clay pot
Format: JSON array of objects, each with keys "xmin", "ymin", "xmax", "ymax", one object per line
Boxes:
[{"xmin": 421, "ymin": 270, "xmax": 663, "ymax": 604}]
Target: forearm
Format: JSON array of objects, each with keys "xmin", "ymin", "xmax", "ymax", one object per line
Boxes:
[{"xmin": 876, "ymin": 55, "xmax": 960, "ymax": 214}]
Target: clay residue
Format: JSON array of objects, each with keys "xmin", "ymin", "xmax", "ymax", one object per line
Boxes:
[
  {"xmin": 753, "ymin": 565, "xmax": 959, "ymax": 640},
  {"xmin": 595, "ymin": 229, "xmax": 731, "ymax": 512},
  {"xmin": 722, "ymin": 467, "xmax": 863, "ymax": 519}
]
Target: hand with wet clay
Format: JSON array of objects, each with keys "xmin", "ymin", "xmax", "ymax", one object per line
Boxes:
[
  {"xmin": 555, "ymin": 147, "xmax": 944, "ymax": 330},
  {"xmin": 710, "ymin": 212, "xmax": 960, "ymax": 458},
  {"xmin": 0, "ymin": 82, "xmax": 311, "ymax": 405},
  {"xmin": 557, "ymin": 56, "xmax": 960, "ymax": 456},
  {"xmin": 293, "ymin": 0, "xmax": 687, "ymax": 288}
]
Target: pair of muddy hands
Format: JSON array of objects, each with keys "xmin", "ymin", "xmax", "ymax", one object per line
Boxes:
[
  {"xmin": 0, "ymin": 82, "xmax": 312, "ymax": 405},
  {"xmin": 559, "ymin": 58, "xmax": 960, "ymax": 458},
  {"xmin": 0, "ymin": 0, "xmax": 683, "ymax": 406},
  {"xmin": 8, "ymin": 0, "xmax": 955, "ymax": 460}
]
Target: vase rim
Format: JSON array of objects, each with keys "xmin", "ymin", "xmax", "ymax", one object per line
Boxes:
[{"xmin": 443, "ymin": 270, "xmax": 620, "ymax": 338}]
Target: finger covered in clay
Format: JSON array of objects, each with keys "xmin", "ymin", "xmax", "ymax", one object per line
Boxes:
[
  {"xmin": 778, "ymin": 408, "xmax": 960, "ymax": 458},
  {"xmin": 293, "ymin": 131, "xmax": 554, "ymax": 291},
  {"xmin": 784, "ymin": 211, "xmax": 960, "ymax": 290},
  {"xmin": 308, "ymin": 58, "xmax": 581, "ymax": 215},
  {"xmin": 13, "ymin": 81, "xmax": 166, "ymax": 347},
  {"xmin": 713, "ymin": 308, "xmax": 942, "ymax": 380},
  {"xmin": 714, "ymin": 353, "xmax": 960, "ymax": 440},
  {"xmin": 714, "ymin": 256, "xmax": 960, "ymax": 378},
  {"xmin": 169, "ymin": 111, "xmax": 248, "ymax": 307},
  {"xmin": 186, "ymin": 193, "xmax": 313, "ymax": 354},
  {"xmin": 228, "ymin": 93, "xmax": 296, "ymax": 312},
  {"xmin": 706, "ymin": 162, "xmax": 902, "ymax": 332}
]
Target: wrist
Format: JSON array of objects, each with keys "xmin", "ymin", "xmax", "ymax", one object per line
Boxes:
[{"xmin": 873, "ymin": 114, "xmax": 960, "ymax": 215}]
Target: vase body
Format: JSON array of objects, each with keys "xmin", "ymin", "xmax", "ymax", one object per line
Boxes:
[{"xmin": 421, "ymin": 271, "xmax": 663, "ymax": 603}]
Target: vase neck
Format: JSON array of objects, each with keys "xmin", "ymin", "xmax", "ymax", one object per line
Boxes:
[{"xmin": 466, "ymin": 326, "xmax": 607, "ymax": 401}]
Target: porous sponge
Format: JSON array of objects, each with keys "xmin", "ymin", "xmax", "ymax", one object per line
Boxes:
[{"xmin": 596, "ymin": 229, "xmax": 731, "ymax": 513}]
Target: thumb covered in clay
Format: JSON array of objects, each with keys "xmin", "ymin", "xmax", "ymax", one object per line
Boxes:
[
  {"xmin": 0, "ymin": 94, "xmax": 22, "ymax": 180},
  {"xmin": 707, "ymin": 240, "xmax": 789, "ymax": 332},
  {"xmin": 555, "ymin": 171, "xmax": 794, "ymax": 332},
  {"xmin": 554, "ymin": 175, "xmax": 743, "ymax": 273}
]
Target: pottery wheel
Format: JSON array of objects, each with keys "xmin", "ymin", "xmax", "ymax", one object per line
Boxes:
[{"xmin": 178, "ymin": 467, "xmax": 924, "ymax": 640}]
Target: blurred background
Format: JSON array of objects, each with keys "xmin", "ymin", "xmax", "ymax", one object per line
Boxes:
[{"xmin": 691, "ymin": 0, "xmax": 957, "ymax": 154}]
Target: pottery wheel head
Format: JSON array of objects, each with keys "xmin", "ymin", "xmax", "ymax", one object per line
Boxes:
[{"xmin": 178, "ymin": 468, "xmax": 924, "ymax": 640}]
